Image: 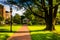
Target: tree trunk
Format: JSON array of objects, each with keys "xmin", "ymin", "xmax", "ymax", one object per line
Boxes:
[
  {"xmin": 44, "ymin": 0, "xmax": 55, "ymax": 31},
  {"xmin": 44, "ymin": 16, "xmax": 56, "ymax": 31}
]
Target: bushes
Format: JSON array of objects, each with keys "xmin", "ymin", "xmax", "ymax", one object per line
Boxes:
[{"xmin": 5, "ymin": 18, "xmax": 11, "ymax": 24}]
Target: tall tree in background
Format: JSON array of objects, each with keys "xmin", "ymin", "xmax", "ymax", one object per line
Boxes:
[
  {"xmin": 6, "ymin": 0, "xmax": 60, "ymax": 31},
  {"xmin": 13, "ymin": 14, "xmax": 21, "ymax": 24}
]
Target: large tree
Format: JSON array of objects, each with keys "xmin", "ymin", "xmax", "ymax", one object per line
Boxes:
[{"xmin": 6, "ymin": 0, "xmax": 60, "ymax": 31}]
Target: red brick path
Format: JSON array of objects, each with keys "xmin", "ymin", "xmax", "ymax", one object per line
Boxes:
[{"xmin": 7, "ymin": 24, "xmax": 31, "ymax": 40}]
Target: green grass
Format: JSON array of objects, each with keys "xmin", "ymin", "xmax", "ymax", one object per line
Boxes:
[
  {"xmin": 28, "ymin": 25, "xmax": 60, "ymax": 40},
  {"xmin": 0, "ymin": 25, "xmax": 22, "ymax": 31},
  {"xmin": 0, "ymin": 25, "xmax": 60, "ymax": 40},
  {"xmin": 0, "ymin": 25, "xmax": 22, "ymax": 36},
  {"xmin": 31, "ymin": 33, "xmax": 60, "ymax": 40}
]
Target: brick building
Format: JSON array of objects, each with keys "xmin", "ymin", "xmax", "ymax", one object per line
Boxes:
[{"xmin": 0, "ymin": 4, "xmax": 11, "ymax": 21}]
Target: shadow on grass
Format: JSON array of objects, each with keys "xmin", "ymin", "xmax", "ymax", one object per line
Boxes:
[
  {"xmin": 0, "ymin": 29, "xmax": 45, "ymax": 33},
  {"xmin": 0, "ymin": 29, "xmax": 50, "ymax": 33},
  {"xmin": 30, "ymin": 30, "xmax": 46, "ymax": 32},
  {"xmin": 0, "ymin": 31, "xmax": 31, "ymax": 33},
  {"xmin": 31, "ymin": 33, "xmax": 60, "ymax": 40},
  {"xmin": 29, "ymin": 29, "xmax": 53, "ymax": 32},
  {"xmin": 0, "ymin": 29, "xmax": 9, "ymax": 31}
]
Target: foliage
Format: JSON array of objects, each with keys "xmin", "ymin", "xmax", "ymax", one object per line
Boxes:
[
  {"xmin": 13, "ymin": 14, "xmax": 21, "ymax": 24},
  {"xmin": 6, "ymin": 0, "xmax": 60, "ymax": 30},
  {"xmin": 24, "ymin": 8, "xmax": 45, "ymax": 25},
  {"xmin": 5, "ymin": 18, "xmax": 11, "ymax": 24}
]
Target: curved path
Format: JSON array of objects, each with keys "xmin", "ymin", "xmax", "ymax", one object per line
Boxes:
[{"xmin": 7, "ymin": 24, "xmax": 31, "ymax": 40}]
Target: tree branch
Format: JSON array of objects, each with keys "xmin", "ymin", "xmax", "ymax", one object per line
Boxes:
[
  {"xmin": 34, "ymin": 2, "xmax": 47, "ymax": 11},
  {"xmin": 37, "ymin": 7, "xmax": 45, "ymax": 12},
  {"xmin": 25, "ymin": 2, "xmax": 45, "ymax": 19}
]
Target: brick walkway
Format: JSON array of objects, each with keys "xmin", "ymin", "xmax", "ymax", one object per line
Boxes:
[{"xmin": 7, "ymin": 24, "xmax": 31, "ymax": 40}]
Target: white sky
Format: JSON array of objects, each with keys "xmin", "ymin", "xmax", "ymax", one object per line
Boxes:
[
  {"xmin": 4, "ymin": 5, "xmax": 26, "ymax": 16},
  {"xmin": 0, "ymin": 0, "xmax": 7, "ymax": 1},
  {"xmin": 12, "ymin": 7, "xmax": 26, "ymax": 16}
]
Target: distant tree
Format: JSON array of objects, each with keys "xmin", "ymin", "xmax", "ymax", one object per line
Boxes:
[
  {"xmin": 13, "ymin": 14, "xmax": 21, "ymax": 24},
  {"xmin": 20, "ymin": 15, "xmax": 25, "ymax": 24}
]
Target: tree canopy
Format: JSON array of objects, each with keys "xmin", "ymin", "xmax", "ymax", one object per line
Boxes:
[{"xmin": 5, "ymin": 0, "xmax": 60, "ymax": 31}]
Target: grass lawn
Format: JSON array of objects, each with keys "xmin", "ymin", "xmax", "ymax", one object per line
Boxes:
[
  {"xmin": 0, "ymin": 25, "xmax": 60, "ymax": 40},
  {"xmin": 0, "ymin": 25, "xmax": 22, "ymax": 36},
  {"xmin": 28, "ymin": 25, "xmax": 60, "ymax": 40},
  {"xmin": 0, "ymin": 25, "xmax": 22, "ymax": 31}
]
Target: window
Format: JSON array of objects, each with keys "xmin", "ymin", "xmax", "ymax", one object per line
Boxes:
[{"xmin": 6, "ymin": 11, "xmax": 9, "ymax": 13}]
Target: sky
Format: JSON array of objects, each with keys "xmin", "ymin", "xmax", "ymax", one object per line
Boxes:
[
  {"xmin": 0, "ymin": 0, "xmax": 26, "ymax": 16},
  {"xmin": 0, "ymin": 0, "xmax": 7, "ymax": 1},
  {"xmin": 0, "ymin": 0, "xmax": 60, "ymax": 16}
]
